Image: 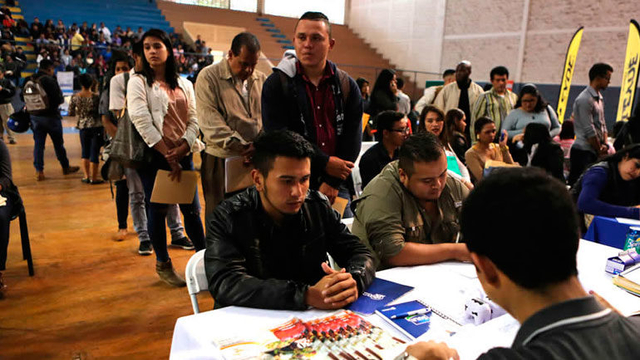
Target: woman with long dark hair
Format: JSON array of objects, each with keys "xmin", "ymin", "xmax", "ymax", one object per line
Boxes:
[
  {"xmin": 573, "ymin": 144, "xmax": 640, "ymax": 223},
  {"xmin": 523, "ymin": 122, "xmax": 565, "ymax": 182},
  {"xmin": 127, "ymin": 29, "xmax": 205, "ymax": 287},
  {"xmin": 368, "ymin": 69, "xmax": 398, "ymax": 137}
]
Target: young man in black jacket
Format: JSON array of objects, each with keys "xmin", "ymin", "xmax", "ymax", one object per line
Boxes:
[
  {"xmin": 28, "ymin": 59, "xmax": 78, "ymax": 181},
  {"xmin": 0, "ymin": 65, "xmax": 16, "ymax": 144},
  {"xmin": 261, "ymin": 12, "xmax": 362, "ymax": 214},
  {"xmin": 205, "ymin": 130, "xmax": 375, "ymax": 310}
]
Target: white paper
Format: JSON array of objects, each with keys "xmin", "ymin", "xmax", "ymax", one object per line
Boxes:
[{"xmin": 616, "ymin": 217, "xmax": 640, "ymax": 226}]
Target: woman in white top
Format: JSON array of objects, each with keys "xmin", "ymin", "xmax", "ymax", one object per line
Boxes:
[
  {"xmin": 127, "ymin": 29, "xmax": 205, "ymax": 287},
  {"xmin": 418, "ymin": 105, "xmax": 472, "ymax": 186}
]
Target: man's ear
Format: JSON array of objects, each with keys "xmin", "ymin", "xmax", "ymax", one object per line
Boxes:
[
  {"xmin": 329, "ymin": 38, "xmax": 335, "ymax": 50},
  {"xmin": 398, "ymin": 166, "xmax": 408, "ymax": 184},
  {"xmin": 252, "ymin": 169, "xmax": 263, "ymax": 191},
  {"xmin": 227, "ymin": 49, "xmax": 233, "ymax": 59},
  {"xmin": 471, "ymin": 252, "xmax": 500, "ymax": 289}
]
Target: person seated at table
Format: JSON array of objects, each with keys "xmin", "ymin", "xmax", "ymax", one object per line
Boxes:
[
  {"xmin": 404, "ymin": 167, "xmax": 640, "ymax": 360},
  {"xmin": 205, "ymin": 130, "xmax": 375, "ymax": 310},
  {"xmin": 465, "ymin": 117, "xmax": 513, "ymax": 182},
  {"xmin": 572, "ymin": 144, "xmax": 640, "ymax": 225},
  {"xmin": 359, "ymin": 110, "xmax": 408, "ymax": 189},
  {"xmin": 523, "ymin": 122, "xmax": 565, "ymax": 182},
  {"xmin": 351, "ymin": 132, "xmax": 471, "ymax": 270}
]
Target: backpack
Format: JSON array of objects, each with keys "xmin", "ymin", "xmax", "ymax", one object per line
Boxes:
[{"xmin": 23, "ymin": 76, "xmax": 50, "ymax": 115}]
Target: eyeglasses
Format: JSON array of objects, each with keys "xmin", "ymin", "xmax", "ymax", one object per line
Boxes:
[{"xmin": 390, "ymin": 127, "xmax": 410, "ymax": 134}]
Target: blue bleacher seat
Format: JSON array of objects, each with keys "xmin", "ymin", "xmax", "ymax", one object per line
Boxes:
[{"xmin": 18, "ymin": 0, "xmax": 173, "ymax": 35}]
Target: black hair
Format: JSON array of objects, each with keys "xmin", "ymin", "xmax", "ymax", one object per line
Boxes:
[
  {"xmin": 396, "ymin": 77, "xmax": 405, "ymax": 90},
  {"xmin": 132, "ymin": 40, "xmax": 143, "ymax": 57},
  {"xmin": 398, "ymin": 132, "xmax": 445, "ymax": 177},
  {"xmin": 138, "ymin": 29, "xmax": 179, "ymax": 89},
  {"xmin": 253, "ymin": 130, "xmax": 315, "ymax": 178},
  {"xmin": 515, "ymin": 84, "xmax": 548, "ymax": 113},
  {"xmin": 605, "ymin": 143, "xmax": 640, "ymax": 164},
  {"xmin": 376, "ymin": 110, "xmax": 405, "ymax": 132},
  {"xmin": 296, "ymin": 11, "xmax": 331, "ymax": 38},
  {"xmin": 356, "ymin": 77, "xmax": 369, "ymax": 89},
  {"xmin": 474, "ymin": 116, "xmax": 494, "ymax": 140},
  {"xmin": 371, "ymin": 69, "xmax": 396, "ymax": 100},
  {"xmin": 461, "ymin": 167, "xmax": 580, "ymax": 289},
  {"xmin": 589, "ymin": 63, "xmax": 613, "ymax": 82},
  {"xmin": 523, "ymin": 122, "xmax": 551, "ymax": 153},
  {"xmin": 559, "ymin": 119, "xmax": 575, "ymax": 140},
  {"xmin": 443, "ymin": 69, "xmax": 455, "ymax": 78},
  {"xmin": 78, "ymin": 73, "xmax": 94, "ymax": 89},
  {"xmin": 39, "ymin": 59, "xmax": 54, "ymax": 71},
  {"xmin": 490, "ymin": 66, "xmax": 509, "ymax": 80},
  {"xmin": 230, "ymin": 32, "xmax": 260, "ymax": 56}
]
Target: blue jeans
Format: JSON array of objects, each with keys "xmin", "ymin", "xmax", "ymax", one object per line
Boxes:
[
  {"xmin": 137, "ymin": 152, "xmax": 205, "ymax": 262},
  {"xmin": 124, "ymin": 167, "xmax": 186, "ymax": 243},
  {"xmin": 31, "ymin": 115, "xmax": 70, "ymax": 171}
]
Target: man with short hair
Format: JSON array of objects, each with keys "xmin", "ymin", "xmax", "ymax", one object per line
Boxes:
[
  {"xmin": 415, "ymin": 69, "xmax": 455, "ymax": 116},
  {"xmin": 205, "ymin": 130, "xmax": 375, "ymax": 310},
  {"xmin": 471, "ymin": 66, "xmax": 518, "ymax": 142},
  {"xmin": 352, "ymin": 132, "xmax": 470, "ymax": 270},
  {"xmin": 29, "ymin": 60, "xmax": 79, "ymax": 180},
  {"xmin": 568, "ymin": 63, "xmax": 613, "ymax": 186},
  {"xmin": 359, "ymin": 110, "xmax": 408, "ymax": 188},
  {"xmin": 99, "ymin": 22, "xmax": 111, "ymax": 43},
  {"xmin": 196, "ymin": 32, "xmax": 266, "ymax": 215},
  {"xmin": 434, "ymin": 61, "xmax": 484, "ymax": 141},
  {"xmin": 261, "ymin": 11, "xmax": 363, "ymax": 210},
  {"xmin": 396, "ymin": 77, "xmax": 411, "ymax": 115},
  {"xmin": 405, "ymin": 167, "xmax": 640, "ymax": 360}
]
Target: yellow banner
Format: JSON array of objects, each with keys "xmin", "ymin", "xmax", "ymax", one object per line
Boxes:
[
  {"xmin": 616, "ymin": 20, "xmax": 640, "ymax": 122},
  {"xmin": 556, "ymin": 27, "xmax": 584, "ymax": 124}
]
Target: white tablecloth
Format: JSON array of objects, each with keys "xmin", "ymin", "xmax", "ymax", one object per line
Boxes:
[{"xmin": 170, "ymin": 240, "xmax": 639, "ymax": 360}]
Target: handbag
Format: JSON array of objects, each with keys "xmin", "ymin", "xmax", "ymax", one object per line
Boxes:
[{"xmin": 108, "ymin": 73, "xmax": 153, "ymax": 168}]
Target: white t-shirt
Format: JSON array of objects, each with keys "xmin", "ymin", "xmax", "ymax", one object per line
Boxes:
[{"xmin": 109, "ymin": 69, "xmax": 135, "ymax": 111}]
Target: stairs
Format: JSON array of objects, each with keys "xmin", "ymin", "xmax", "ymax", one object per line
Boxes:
[{"xmin": 0, "ymin": 0, "xmax": 35, "ymax": 81}]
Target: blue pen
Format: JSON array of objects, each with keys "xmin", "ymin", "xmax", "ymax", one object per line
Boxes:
[{"xmin": 390, "ymin": 307, "xmax": 431, "ymax": 319}]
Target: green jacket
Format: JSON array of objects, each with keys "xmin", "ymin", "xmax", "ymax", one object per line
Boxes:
[{"xmin": 352, "ymin": 161, "xmax": 469, "ymax": 269}]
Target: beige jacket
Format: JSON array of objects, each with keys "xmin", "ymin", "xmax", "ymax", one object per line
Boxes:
[
  {"xmin": 433, "ymin": 80, "xmax": 484, "ymax": 114},
  {"xmin": 196, "ymin": 60, "xmax": 266, "ymax": 158}
]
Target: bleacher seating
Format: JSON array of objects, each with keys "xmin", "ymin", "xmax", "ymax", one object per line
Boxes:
[
  {"xmin": 156, "ymin": 1, "xmax": 418, "ymax": 96},
  {"xmin": 17, "ymin": 0, "xmax": 173, "ymax": 34}
]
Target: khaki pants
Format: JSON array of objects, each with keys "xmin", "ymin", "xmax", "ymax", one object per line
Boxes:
[
  {"xmin": 0, "ymin": 103, "xmax": 15, "ymax": 142},
  {"xmin": 201, "ymin": 152, "xmax": 226, "ymax": 216}
]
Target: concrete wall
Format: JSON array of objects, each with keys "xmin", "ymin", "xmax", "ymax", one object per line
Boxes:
[
  {"xmin": 349, "ymin": 0, "xmax": 638, "ymax": 125},
  {"xmin": 348, "ymin": 0, "xmax": 446, "ymax": 87}
]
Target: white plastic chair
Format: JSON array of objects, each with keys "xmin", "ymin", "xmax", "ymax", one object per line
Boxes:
[{"xmin": 185, "ymin": 249, "xmax": 208, "ymax": 314}]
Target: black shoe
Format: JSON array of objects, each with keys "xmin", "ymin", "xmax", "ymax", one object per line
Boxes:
[
  {"xmin": 170, "ymin": 237, "xmax": 195, "ymax": 250},
  {"xmin": 81, "ymin": 178, "xmax": 90, "ymax": 184},
  {"xmin": 62, "ymin": 166, "xmax": 80, "ymax": 175},
  {"xmin": 90, "ymin": 179, "xmax": 105, "ymax": 185},
  {"xmin": 138, "ymin": 241, "xmax": 153, "ymax": 255},
  {"xmin": 8, "ymin": 139, "xmax": 16, "ymax": 145}
]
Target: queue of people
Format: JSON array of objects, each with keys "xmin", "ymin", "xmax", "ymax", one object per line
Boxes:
[{"xmin": 1, "ymin": 8, "xmax": 639, "ymax": 360}]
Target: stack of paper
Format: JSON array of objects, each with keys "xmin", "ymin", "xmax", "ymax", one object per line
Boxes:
[{"xmin": 613, "ymin": 264, "xmax": 640, "ymax": 296}]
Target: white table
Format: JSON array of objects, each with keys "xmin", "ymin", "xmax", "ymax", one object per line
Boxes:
[{"xmin": 170, "ymin": 240, "xmax": 639, "ymax": 360}]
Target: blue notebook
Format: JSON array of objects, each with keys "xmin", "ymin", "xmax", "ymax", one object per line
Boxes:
[
  {"xmin": 375, "ymin": 300, "xmax": 433, "ymax": 340},
  {"xmin": 347, "ymin": 278, "xmax": 414, "ymax": 315}
]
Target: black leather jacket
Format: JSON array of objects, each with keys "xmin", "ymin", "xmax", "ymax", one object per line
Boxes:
[{"xmin": 205, "ymin": 187, "xmax": 375, "ymax": 310}]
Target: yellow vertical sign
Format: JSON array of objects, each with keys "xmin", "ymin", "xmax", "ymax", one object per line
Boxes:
[
  {"xmin": 556, "ymin": 27, "xmax": 584, "ymax": 124},
  {"xmin": 616, "ymin": 20, "xmax": 640, "ymax": 122}
]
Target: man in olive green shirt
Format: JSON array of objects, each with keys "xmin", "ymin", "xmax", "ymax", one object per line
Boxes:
[
  {"xmin": 352, "ymin": 132, "xmax": 470, "ymax": 269},
  {"xmin": 196, "ymin": 32, "xmax": 267, "ymax": 215}
]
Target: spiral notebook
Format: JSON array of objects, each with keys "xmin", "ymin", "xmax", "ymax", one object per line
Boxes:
[{"xmin": 376, "ymin": 299, "xmax": 463, "ymax": 340}]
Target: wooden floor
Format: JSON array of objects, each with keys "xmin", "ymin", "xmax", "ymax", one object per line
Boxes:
[{"xmin": 0, "ymin": 118, "xmax": 213, "ymax": 359}]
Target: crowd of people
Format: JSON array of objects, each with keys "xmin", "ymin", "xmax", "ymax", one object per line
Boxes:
[
  {"xmin": 1, "ymin": 8, "xmax": 639, "ymax": 360},
  {"xmin": 27, "ymin": 16, "xmax": 215, "ymax": 91}
]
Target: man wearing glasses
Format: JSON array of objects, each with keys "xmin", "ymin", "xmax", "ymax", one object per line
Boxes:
[
  {"xmin": 359, "ymin": 111, "xmax": 409, "ymax": 188},
  {"xmin": 352, "ymin": 132, "xmax": 470, "ymax": 270}
]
